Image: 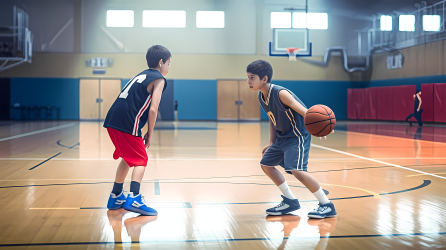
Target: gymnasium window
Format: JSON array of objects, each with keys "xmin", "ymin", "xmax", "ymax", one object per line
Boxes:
[
  {"xmin": 142, "ymin": 10, "xmax": 186, "ymax": 28},
  {"xmin": 106, "ymin": 10, "xmax": 134, "ymax": 27},
  {"xmin": 399, "ymin": 15, "xmax": 415, "ymax": 31},
  {"xmin": 270, "ymin": 12, "xmax": 328, "ymax": 29},
  {"xmin": 196, "ymin": 11, "xmax": 225, "ymax": 28},
  {"xmin": 380, "ymin": 15, "xmax": 392, "ymax": 31},
  {"xmin": 423, "ymin": 15, "xmax": 441, "ymax": 31},
  {"xmin": 270, "ymin": 12, "xmax": 291, "ymax": 29},
  {"xmin": 292, "ymin": 13, "xmax": 328, "ymax": 29}
]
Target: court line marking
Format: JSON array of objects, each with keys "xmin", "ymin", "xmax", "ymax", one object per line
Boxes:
[
  {"xmin": 57, "ymin": 140, "xmax": 80, "ymax": 149},
  {"xmin": 28, "ymin": 152, "xmax": 62, "ymax": 170},
  {"xmin": 0, "ymin": 123, "xmax": 76, "ymax": 142},
  {"xmin": 0, "ymin": 230, "xmax": 444, "ymax": 247},
  {"xmin": 407, "ymin": 172, "xmax": 446, "ymax": 177},
  {"xmin": 1, "ymin": 157, "xmax": 445, "ymax": 161},
  {"xmin": 0, "ymin": 178, "xmax": 430, "ymax": 203},
  {"xmin": 154, "ymin": 180, "xmax": 160, "ymax": 195},
  {"xmin": 29, "ymin": 202, "xmax": 193, "ymax": 210},
  {"xmin": 29, "ymin": 207, "xmax": 80, "ymax": 210},
  {"xmin": 196, "ymin": 180, "xmax": 430, "ymax": 205},
  {"xmin": 311, "ymin": 143, "xmax": 446, "ymax": 180},
  {"xmin": 320, "ymin": 183, "xmax": 380, "ymax": 199}
]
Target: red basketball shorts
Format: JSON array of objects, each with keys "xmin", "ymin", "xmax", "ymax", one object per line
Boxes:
[{"xmin": 106, "ymin": 127, "xmax": 148, "ymax": 167}]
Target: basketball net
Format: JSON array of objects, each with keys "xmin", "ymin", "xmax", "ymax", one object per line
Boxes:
[{"xmin": 286, "ymin": 48, "xmax": 299, "ymax": 61}]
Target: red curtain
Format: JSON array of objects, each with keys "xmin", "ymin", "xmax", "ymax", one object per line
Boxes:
[
  {"xmin": 359, "ymin": 88, "xmax": 377, "ymax": 120},
  {"xmin": 348, "ymin": 84, "xmax": 444, "ymax": 123},
  {"xmin": 347, "ymin": 89, "xmax": 357, "ymax": 119},
  {"xmin": 392, "ymin": 85, "xmax": 417, "ymax": 121},
  {"xmin": 376, "ymin": 87, "xmax": 393, "ymax": 120},
  {"xmin": 421, "ymin": 84, "xmax": 434, "ymax": 122},
  {"xmin": 433, "ymin": 83, "xmax": 446, "ymax": 123}
]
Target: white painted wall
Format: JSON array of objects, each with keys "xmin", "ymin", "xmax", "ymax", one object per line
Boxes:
[
  {"xmin": 0, "ymin": 0, "xmax": 371, "ymax": 56},
  {"xmin": 81, "ymin": 0, "xmax": 257, "ymax": 54}
]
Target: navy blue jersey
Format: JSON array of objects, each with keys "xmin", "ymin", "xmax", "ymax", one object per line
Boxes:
[
  {"xmin": 259, "ymin": 84, "xmax": 310, "ymax": 139},
  {"xmin": 103, "ymin": 69, "xmax": 167, "ymax": 137}
]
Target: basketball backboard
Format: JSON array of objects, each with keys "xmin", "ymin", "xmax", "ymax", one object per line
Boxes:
[
  {"xmin": 0, "ymin": 6, "xmax": 33, "ymax": 72},
  {"xmin": 269, "ymin": 28, "xmax": 312, "ymax": 58}
]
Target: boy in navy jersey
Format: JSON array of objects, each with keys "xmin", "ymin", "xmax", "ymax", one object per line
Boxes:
[
  {"xmin": 103, "ymin": 45, "xmax": 170, "ymax": 216},
  {"xmin": 247, "ymin": 60, "xmax": 337, "ymax": 219}
]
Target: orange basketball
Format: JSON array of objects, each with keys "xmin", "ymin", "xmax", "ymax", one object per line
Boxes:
[{"xmin": 304, "ymin": 105, "xmax": 336, "ymax": 137}]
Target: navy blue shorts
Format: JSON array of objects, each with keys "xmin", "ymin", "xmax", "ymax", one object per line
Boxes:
[{"xmin": 260, "ymin": 135, "xmax": 311, "ymax": 174}]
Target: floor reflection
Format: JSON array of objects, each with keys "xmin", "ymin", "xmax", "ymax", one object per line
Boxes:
[
  {"xmin": 107, "ymin": 209, "xmax": 158, "ymax": 249},
  {"xmin": 337, "ymin": 121, "xmax": 446, "ymax": 143},
  {"xmin": 265, "ymin": 215, "xmax": 337, "ymax": 250}
]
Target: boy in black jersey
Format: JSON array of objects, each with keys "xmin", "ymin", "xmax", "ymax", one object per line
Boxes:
[{"xmin": 103, "ymin": 45, "xmax": 170, "ymax": 216}]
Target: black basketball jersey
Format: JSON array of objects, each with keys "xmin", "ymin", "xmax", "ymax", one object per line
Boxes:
[
  {"xmin": 259, "ymin": 84, "xmax": 310, "ymax": 139},
  {"xmin": 103, "ymin": 69, "xmax": 167, "ymax": 137}
]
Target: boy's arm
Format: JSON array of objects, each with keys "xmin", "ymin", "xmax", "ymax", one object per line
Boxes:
[
  {"xmin": 278, "ymin": 90, "xmax": 307, "ymax": 117},
  {"xmin": 417, "ymin": 95, "xmax": 422, "ymax": 111},
  {"xmin": 278, "ymin": 90, "xmax": 333, "ymax": 139},
  {"xmin": 144, "ymin": 78, "xmax": 165, "ymax": 148}
]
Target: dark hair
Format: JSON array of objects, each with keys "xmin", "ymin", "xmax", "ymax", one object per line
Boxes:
[
  {"xmin": 416, "ymin": 89, "xmax": 421, "ymax": 94},
  {"xmin": 146, "ymin": 45, "xmax": 171, "ymax": 68},
  {"xmin": 246, "ymin": 60, "xmax": 273, "ymax": 83}
]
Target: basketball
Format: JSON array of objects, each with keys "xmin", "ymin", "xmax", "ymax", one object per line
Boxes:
[{"xmin": 304, "ymin": 105, "xmax": 336, "ymax": 137}]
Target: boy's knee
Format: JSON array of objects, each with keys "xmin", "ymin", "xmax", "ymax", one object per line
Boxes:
[
  {"xmin": 290, "ymin": 170, "xmax": 305, "ymax": 179},
  {"xmin": 261, "ymin": 164, "xmax": 275, "ymax": 171}
]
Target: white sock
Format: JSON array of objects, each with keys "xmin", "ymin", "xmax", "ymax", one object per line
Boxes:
[
  {"xmin": 278, "ymin": 182, "xmax": 296, "ymax": 199},
  {"xmin": 313, "ymin": 187, "xmax": 330, "ymax": 205}
]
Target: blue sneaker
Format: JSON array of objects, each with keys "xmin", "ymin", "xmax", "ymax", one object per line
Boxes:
[
  {"xmin": 123, "ymin": 193, "xmax": 158, "ymax": 216},
  {"xmin": 308, "ymin": 202, "xmax": 337, "ymax": 219},
  {"xmin": 266, "ymin": 195, "xmax": 301, "ymax": 215},
  {"xmin": 107, "ymin": 192, "xmax": 127, "ymax": 210}
]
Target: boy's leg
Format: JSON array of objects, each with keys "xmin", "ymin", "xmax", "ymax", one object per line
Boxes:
[
  {"xmin": 261, "ymin": 140, "xmax": 301, "ymax": 215},
  {"xmin": 130, "ymin": 166, "xmax": 146, "ymax": 195},
  {"xmin": 107, "ymin": 159, "xmax": 129, "ymax": 210},
  {"xmin": 290, "ymin": 171, "xmax": 329, "ymax": 205},
  {"xmin": 112, "ymin": 159, "xmax": 130, "ymax": 195},
  {"xmin": 261, "ymin": 165, "xmax": 296, "ymax": 199},
  {"xmin": 124, "ymin": 164, "xmax": 157, "ymax": 216},
  {"xmin": 290, "ymin": 170, "xmax": 336, "ymax": 219},
  {"xmin": 283, "ymin": 136, "xmax": 336, "ymax": 219},
  {"xmin": 405, "ymin": 113, "xmax": 414, "ymax": 126},
  {"xmin": 416, "ymin": 109, "xmax": 423, "ymax": 126}
]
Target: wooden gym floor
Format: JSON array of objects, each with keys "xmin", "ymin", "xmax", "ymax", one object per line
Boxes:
[{"xmin": 0, "ymin": 120, "xmax": 446, "ymax": 250}]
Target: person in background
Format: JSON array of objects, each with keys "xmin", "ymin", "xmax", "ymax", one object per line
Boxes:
[
  {"xmin": 405, "ymin": 90, "xmax": 423, "ymax": 126},
  {"xmin": 174, "ymin": 100, "xmax": 179, "ymax": 120}
]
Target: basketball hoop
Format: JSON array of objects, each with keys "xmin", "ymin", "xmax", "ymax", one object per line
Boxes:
[{"xmin": 286, "ymin": 48, "xmax": 300, "ymax": 61}]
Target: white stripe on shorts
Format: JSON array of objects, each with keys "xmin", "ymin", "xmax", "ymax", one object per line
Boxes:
[
  {"xmin": 285, "ymin": 110, "xmax": 303, "ymax": 170},
  {"xmin": 288, "ymin": 111, "xmax": 305, "ymax": 169}
]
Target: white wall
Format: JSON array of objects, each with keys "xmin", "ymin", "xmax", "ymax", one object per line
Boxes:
[
  {"xmin": 0, "ymin": 0, "xmax": 371, "ymax": 56},
  {"xmin": 81, "ymin": 0, "xmax": 257, "ymax": 54}
]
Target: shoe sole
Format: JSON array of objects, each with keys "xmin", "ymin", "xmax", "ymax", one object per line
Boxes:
[
  {"xmin": 307, "ymin": 214, "xmax": 337, "ymax": 219},
  {"xmin": 124, "ymin": 206, "xmax": 158, "ymax": 216},
  {"xmin": 107, "ymin": 206, "xmax": 123, "ymax": 210},
  {"xmin": 266, "ymin": 209, "xmax": 300, "ymax": 216}
]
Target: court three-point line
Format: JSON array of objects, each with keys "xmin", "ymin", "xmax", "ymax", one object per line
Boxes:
[
  {"xmin": 28, "ymin": 152, "xmax": 62, "ymax": 170},
  {"xmin": 0, "ymin": 123, "xmax": 76, "ymax": 142},
  {"xmin": 311, "ymin": 143, "xmax": 446, "ymax": 180}
]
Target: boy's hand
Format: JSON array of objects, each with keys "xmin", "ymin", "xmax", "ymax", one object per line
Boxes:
[
  {"xmin": 319, "ymin": 130, "xmax": 334, "ymax": 140},
  {"xmin": 144, "ymin": 132, "xmax": 151, "ymax": 149},
  {"xmin": 262, "ymin": 144, "xmax": 272, "ymax": 156}
]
